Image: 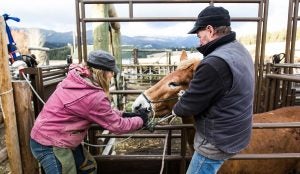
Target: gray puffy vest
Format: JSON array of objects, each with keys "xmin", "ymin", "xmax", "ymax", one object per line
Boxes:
[{"xmin": 195, "ymin": 40, "xmax": 255, "ymax": 153}]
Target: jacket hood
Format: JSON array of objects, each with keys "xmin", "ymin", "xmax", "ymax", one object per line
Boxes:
[{"xmin": 61, "ymin": 68, "xmax": 100, "ymax": 90}]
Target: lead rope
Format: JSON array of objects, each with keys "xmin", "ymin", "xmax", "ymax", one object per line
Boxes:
[
  {"xmin": 160, "ymin": 133, "xmax": 168, "ymax": 174},
  {"xmin": 22, "ymin": 72, "xmax": 45, "ymax": 105}
]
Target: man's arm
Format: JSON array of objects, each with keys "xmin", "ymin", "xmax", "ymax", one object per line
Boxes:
[{"xmin": 173, "ymin": 57, "xmax": 232, "ymax": 117}]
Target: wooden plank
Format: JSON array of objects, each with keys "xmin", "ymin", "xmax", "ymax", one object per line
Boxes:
[
  {"xmin": 0, "ymin": 148, "xmax": 7, "ymax": 163},
  {"xmin": 262, "ymin": 64, "xmax": 271, "ymax": 112},
  {"xmin": 42, "ymin": 69, "xmax": 67, "ymax": 78},
  {"xmin": 0, "ymin": 16, "xmax": 22, "ymax": 174},
  {"xmin": 266, "ymin": 74, "xmax": 300, "ymax": 83},
  {"xmin": 12, "ymin": 81, "xmax": 39, "ymax": 174},
  {"xmin": 0, "ymin": 111, "xmax": 3, "ymax": 124},
  {"xmin": 40, "ymin": 64, "xmax": 68, "ymax": 71},
  {"xmin": 286, "ymin": 81, "xmax": 293, "ymax": 106},
  {"xmin": 267, "ymin": 74, "xmax": 276, "ymax": 110},
  {"xmin": 274, "ymin": 79, "xmax": 281, "ymax": 109}
]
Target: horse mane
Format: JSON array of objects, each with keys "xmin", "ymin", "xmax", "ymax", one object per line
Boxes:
[{"xmin": 176, "ymin": 58, "xmax": 200, "ymax": 71}]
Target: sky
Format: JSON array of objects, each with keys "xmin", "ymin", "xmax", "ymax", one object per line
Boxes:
[{"xmin": 0, "ymin": 0, "xmax": 289, "ymax": 37}]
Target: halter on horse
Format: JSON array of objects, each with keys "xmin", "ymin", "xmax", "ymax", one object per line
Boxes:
[{"xmin": 132, "ymin": 56, "xmax": 200, "ymax": 117}]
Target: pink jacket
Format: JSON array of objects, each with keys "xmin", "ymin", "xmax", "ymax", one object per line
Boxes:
[{"xmin": 31, "ymin": 67, "xmax": 143, "ymax": 148}]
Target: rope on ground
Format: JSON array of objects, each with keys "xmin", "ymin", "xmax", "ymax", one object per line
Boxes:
[{"xmin": 160, "ymin": 133, "xmax": 169, "ymax": 174}]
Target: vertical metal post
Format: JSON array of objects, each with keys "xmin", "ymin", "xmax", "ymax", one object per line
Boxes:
[
  {"xmin": 81, "ymin": 1, "xmax": 88, "ymax": 63},
  {"xmin": 75, "ymin": 0, "xmax": 83, "ymax": 63},
  {"xmin": 180, "ymin": 128, "xmax": 187, "ymax": 174},
  {"xmin": 290, "ymin": 0, "xmax": 299, "ymax": 64}
]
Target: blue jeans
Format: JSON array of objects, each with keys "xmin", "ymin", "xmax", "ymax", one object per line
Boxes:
[
  {"xmin": 30, "ymin": 138, "xmax": 62, "ymax": 174},
  {"xmin": 30, "ymin": 138, "xmax": 86, "ymax": 174},
  {"xmin": 186, "ymin": 152, "xmax": 224, "ymax": 174}
]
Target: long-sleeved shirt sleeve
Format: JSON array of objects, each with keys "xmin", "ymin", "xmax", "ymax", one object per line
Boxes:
[
  {"xmin": 173, "ymin": 57, "xmax": 232, "ymax": 118},
  {"xmin": 86, "ymin": 92, "xmax": 144, "ymax": 134}
]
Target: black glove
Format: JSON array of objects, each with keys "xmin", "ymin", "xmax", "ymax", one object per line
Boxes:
[
  {"xmin": 136, "ymin": 108, "xmax": 149, "ymax": 127},
  {"xmin": 122, "ymin": 112, "xmax": 138, "ymax": 118}
]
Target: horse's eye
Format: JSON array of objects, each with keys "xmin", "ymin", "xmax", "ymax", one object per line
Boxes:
[{"xmin": 168, "ymin": 82, "xmax": 180, "ymax": 89}]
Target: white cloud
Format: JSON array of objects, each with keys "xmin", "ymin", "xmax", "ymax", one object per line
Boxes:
[
  {"xmin": 120, "ymin": 22, "xmax": 194, "ymax": 37},
  {"xmin": 1, "ymin": 0, "xmax": 76, "ymax": 32}
]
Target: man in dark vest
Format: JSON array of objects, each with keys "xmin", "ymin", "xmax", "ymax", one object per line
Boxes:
[{"xmin": 172, "ymin": 5, "xmax": 255, "ymax": 174}]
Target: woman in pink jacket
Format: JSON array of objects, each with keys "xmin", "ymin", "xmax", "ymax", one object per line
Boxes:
[{"xmin": 30, "ymin": 50, "xmax": 148, "ymax": 174}]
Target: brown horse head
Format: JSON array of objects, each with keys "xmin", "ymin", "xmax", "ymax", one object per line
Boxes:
[{"xmin": 132, "ymin": 52, "xmax": 200, "ymax": 117}]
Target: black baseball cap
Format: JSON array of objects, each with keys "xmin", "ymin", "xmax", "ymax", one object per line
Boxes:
[{"xmin": 188, "ymin": 6, "xmax": 231, "ymax": 34}]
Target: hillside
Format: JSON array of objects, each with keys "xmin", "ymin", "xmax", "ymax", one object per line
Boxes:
[
  {"xmin": 13, "ymin": 27, "xmax": 298, "ymax": 50},
  {"xmin": 14, "ymin": 28, "xmax": 198, "ymax": 49}
]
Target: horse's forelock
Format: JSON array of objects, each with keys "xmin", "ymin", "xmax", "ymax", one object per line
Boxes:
[{"xmin": 176, "ymin": 58, "xmax": 200, "ymax": 71}]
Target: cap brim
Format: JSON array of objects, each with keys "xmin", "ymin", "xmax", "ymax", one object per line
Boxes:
[
  {"xmin": 188, "ymin": 26, "xmax": 200, "ymax": 34},
  {"xmin": 113, "ymin": 66, "xmax": 120, "ymax": 74}
]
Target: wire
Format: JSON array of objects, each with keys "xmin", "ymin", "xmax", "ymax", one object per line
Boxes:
[{"xmin": 22, "ymin": 72, "xmax": 45, "ymax": 105}]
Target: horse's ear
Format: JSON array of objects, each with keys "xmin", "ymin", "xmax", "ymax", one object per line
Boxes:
[{"xmin": 180, "ymin": 50, "xmax": 188, "ymax": 62}]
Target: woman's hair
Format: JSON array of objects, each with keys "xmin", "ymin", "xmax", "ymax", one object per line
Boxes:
[{"xmin": 88, "ymin": 67, "xmax": 111, "ymax": 96}]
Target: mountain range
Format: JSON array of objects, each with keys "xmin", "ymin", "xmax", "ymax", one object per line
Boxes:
[{"xmin": 20, "ymin": 28, "xmax": 199, "ymax": 49}]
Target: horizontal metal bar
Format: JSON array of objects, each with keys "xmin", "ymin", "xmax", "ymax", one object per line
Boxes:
[
  {"xmin": 82, "ymin": 0, "xmax": 262, "ymax": 4},
  {"xmin": 123, "ymin": 73, "xmax": 166, "ymax": 77},
  {"xmin": 231, "ymin": 153, "xmax": 300, "ymax": 159},
  {"xmin": 83, "ymin": 17, "xmax": 261, "ymax": 22},
  {"xmin": 95, "ymin": 155, "xmax": 184, "ymax": 161},
  {"xmin": 110, "ymin": 90, "xmax": 143, "ymax": 94},
  {"xmin": 123, "ymin": 64, "xmax": 177, "ymax": 67},
  {"xmin": 253, "ymin": 122, "xmax": 300, "ymax": 129},
  {"xmin": 90, "ymin": 122, "xmax": 300, "ymax": 130},
  {"xmin": 97, "ymin": 133, "xmax": 181, "ymax": 138},
  {"xmin": 95, "ymin": 153, "xmax": 300, "ymax": 161}
]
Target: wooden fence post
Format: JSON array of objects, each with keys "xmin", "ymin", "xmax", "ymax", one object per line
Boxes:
[
  {"xmin": 0, "ymin": 16, "xmax": 23, "ymax": 173},
  {"xmin": 13, "ymin": 81, "xmax": 39, "ymax": 174}
]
